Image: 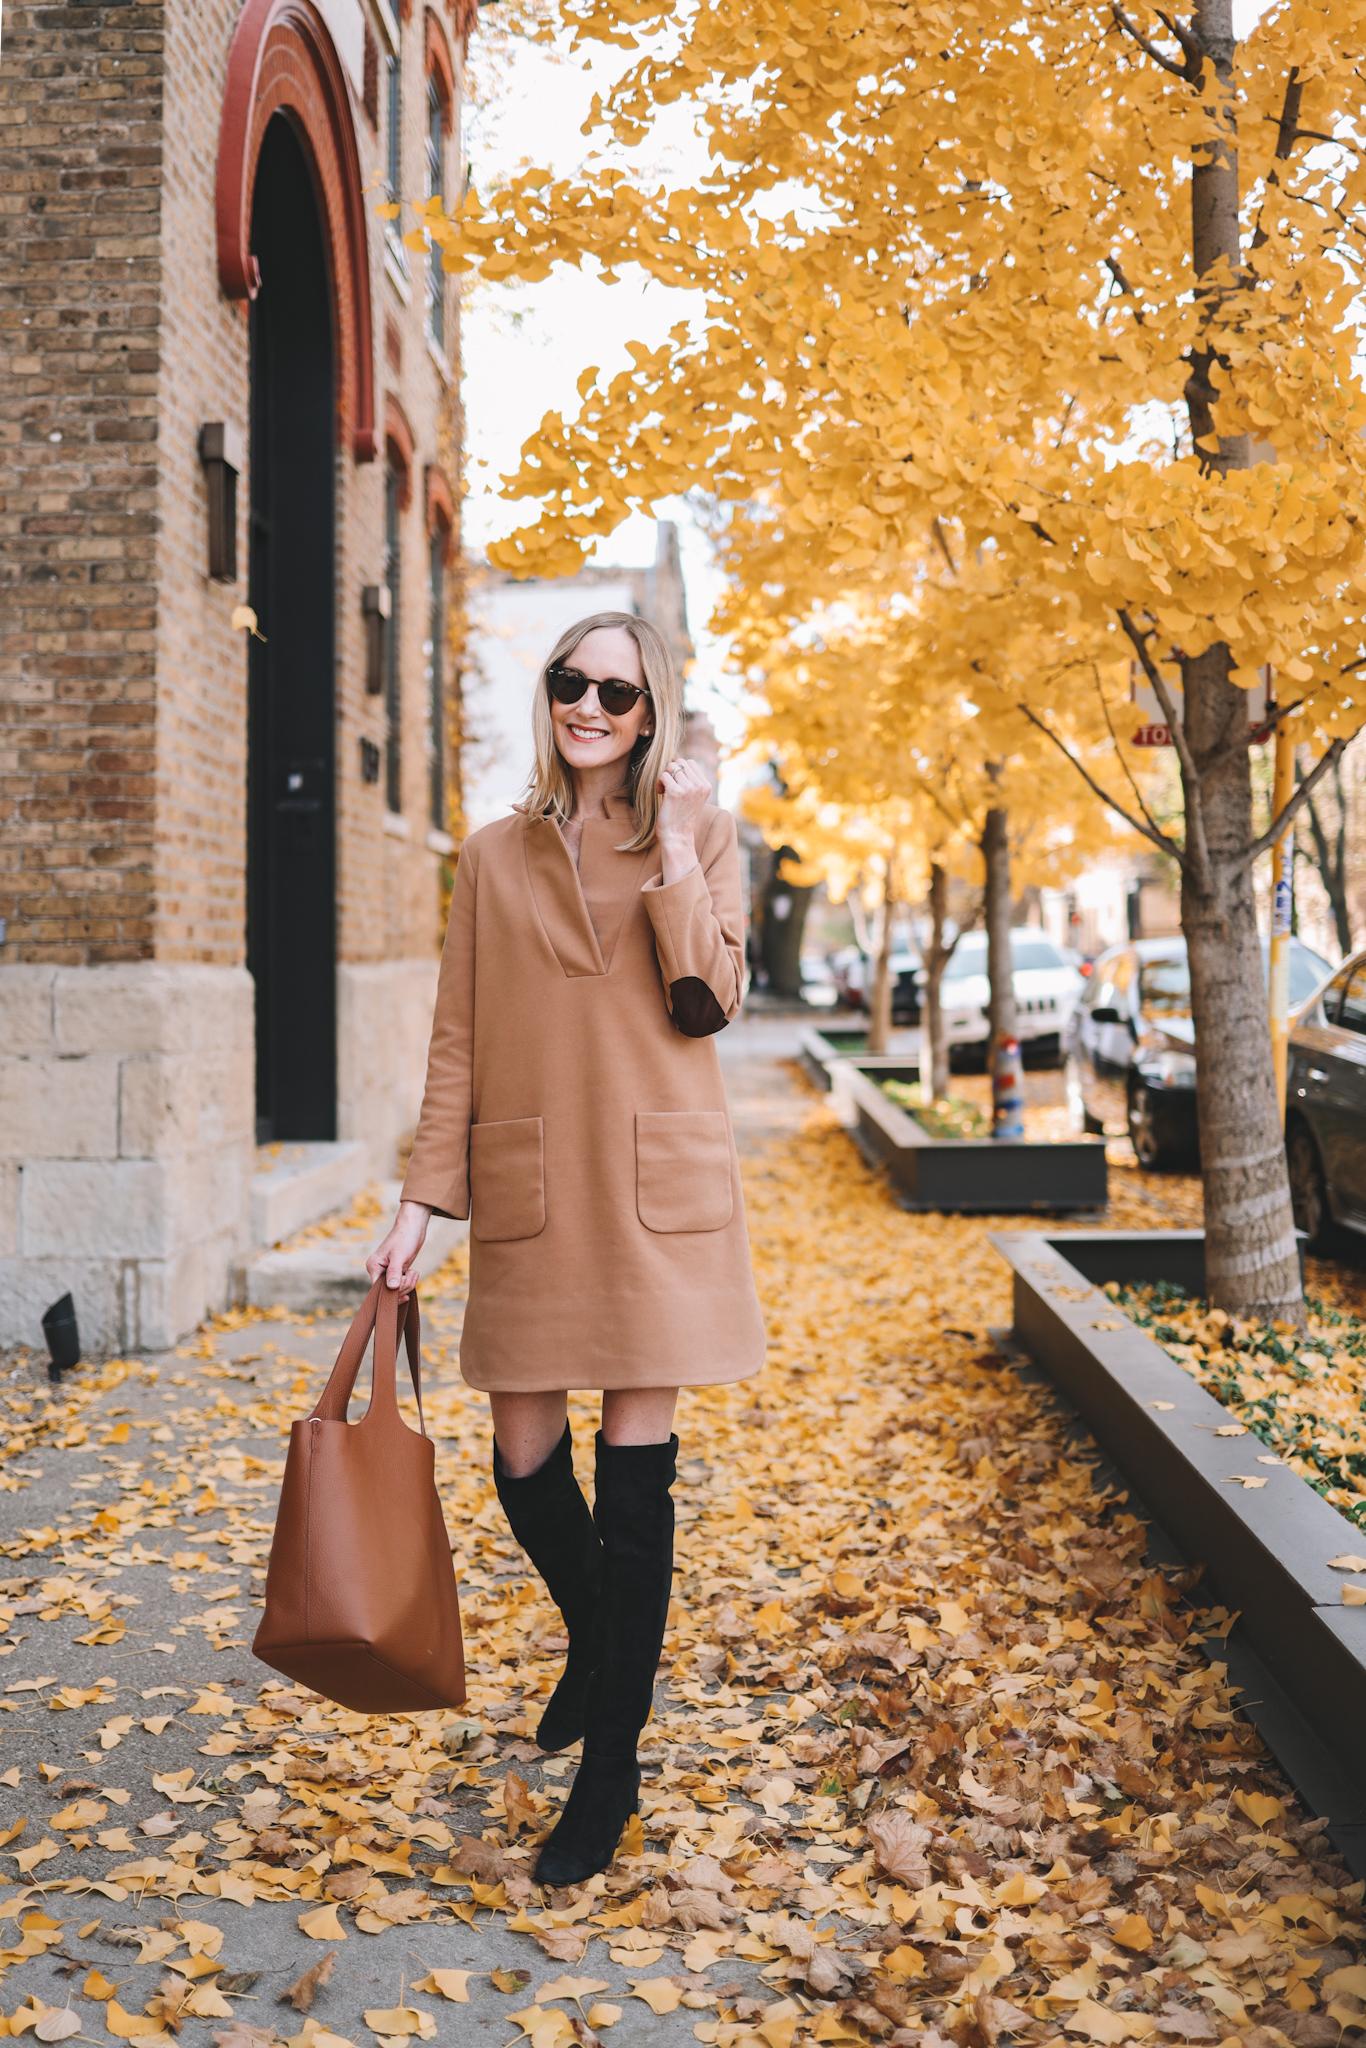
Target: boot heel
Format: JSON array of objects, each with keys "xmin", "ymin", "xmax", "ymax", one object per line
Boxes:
[{"xmin": 533, "ymin": 1754, "xmax": 642, "ymax": 1886}]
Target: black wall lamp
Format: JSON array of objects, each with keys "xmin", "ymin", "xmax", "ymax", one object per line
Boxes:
[
  {"xmin": 198, "ymin": 422, "xmax": 244, "ymax": 583},
  {"xmin": 362, "ymin": 582, "xmax": 391, "ymax": 694}
]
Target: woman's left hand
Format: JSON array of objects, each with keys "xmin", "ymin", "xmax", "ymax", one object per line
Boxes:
[{"xmin": 656, "ymin": 756, "xmax": 710, "ymax": 845}]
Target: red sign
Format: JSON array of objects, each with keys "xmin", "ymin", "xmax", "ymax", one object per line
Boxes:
[{"xmin": 1131, "ymin": 720, "xmax": 1273, "ymax": 749}]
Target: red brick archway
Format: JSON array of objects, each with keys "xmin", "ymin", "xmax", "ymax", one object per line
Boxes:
[{"xmin": 216, "ymin": 0, "xmax": 377, "ymax": 462}]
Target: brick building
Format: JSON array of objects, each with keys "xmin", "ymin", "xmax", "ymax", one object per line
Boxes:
[{"xmin": 1, "ymin": 0, "xmax": 482, "ymax": 1350}]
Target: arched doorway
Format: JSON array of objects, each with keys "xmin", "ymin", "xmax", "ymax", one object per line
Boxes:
[{"xmin": 245, "ymin": 113, "xmax": 337, "ymax": 1141}]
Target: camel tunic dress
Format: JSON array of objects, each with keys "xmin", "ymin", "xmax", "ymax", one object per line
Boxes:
[{"xmin": 399, "ymin": 785, "xmax": 768, "ymax": 1391}]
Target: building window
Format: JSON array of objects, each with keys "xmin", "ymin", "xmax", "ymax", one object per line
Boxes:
[
  {"xmin": 384, "ymin": 461, "xmax": 403, "ymax": 813},
  {"xmin": 427, "ymin": 531, "xmax": 446, "ymax": 829},
  {"xmin": 384, "ymin": 46, "xmax": 407, "ymax": 272},
  {"xmin": 425, "ymin": 76, "xmax": 445, "ymax": 350}
]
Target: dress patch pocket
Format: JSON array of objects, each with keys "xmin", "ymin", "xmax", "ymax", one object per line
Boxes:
[
  {"xmin": 635, "ymin": 1109, "xmax": 733, "ymax": 1233},
  {"xmin": 470, "ymin": 1116, "xmax": 546, "ymax": 1242}
]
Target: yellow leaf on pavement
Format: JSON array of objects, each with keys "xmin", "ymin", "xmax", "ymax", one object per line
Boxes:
[
  {"xmin": 412, "ymin": 1970, "xmax": 471, "ymax": 2002},
  {"xmin": 298, "ymin": 1903, "xmax": 347, "ymax": 1940},
  {"xmin": 362, "ymin": 2009, "xmax": 436, "ymax": 2039},
  {"xmin": 628, "ymin": 1978, "xmax": 683, "ymax": 2015}
]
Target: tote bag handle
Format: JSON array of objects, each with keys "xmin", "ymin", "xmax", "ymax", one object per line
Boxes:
[{"xmin": 308, "ymin": 1276, "xmax": 428, "ymax": 1437}]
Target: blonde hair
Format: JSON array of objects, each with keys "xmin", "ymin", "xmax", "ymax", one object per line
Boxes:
[{"xmin": 515, "ymin": 611, "xmax": 686, "ymax": 851}]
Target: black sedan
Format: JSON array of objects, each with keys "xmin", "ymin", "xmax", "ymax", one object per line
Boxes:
[
  {"xmin": 1065, "ymin": 934, "xmax": 1334, "ymax": 1169},
  {"xmin": 1286, "ymin": 948, "xmax": 1366, "ymax": 1246}
]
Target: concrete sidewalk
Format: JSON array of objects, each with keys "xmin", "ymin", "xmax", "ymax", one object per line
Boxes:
[
  {"xmin": 0, "ymin": 1016, "xmax": 827, "ymax": 2045},
  {"xmin": 2, "ymin": 1009, "xmax": 1362, "ymax": 2046}
]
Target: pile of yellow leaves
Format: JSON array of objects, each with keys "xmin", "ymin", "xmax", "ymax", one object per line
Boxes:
[
  {"xmin": 0, "ymin": 1061, "xmax": 1363, "ymax": 2047},
  {"xmin": 1109, "ymin": 1283, "xmax": 1366, "ymax": 1536}
]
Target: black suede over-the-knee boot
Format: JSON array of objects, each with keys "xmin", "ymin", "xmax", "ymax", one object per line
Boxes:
[
  {"xmin": 533, "ymin": 1429, "xmax": 678, "ymax": 1887},
  {"xmin": 493, "ymin": 1420, "xmax": 605, "ymax": 1752}
]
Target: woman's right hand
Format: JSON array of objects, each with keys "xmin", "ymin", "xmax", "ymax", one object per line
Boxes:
[{"xmin": 367, "ymin": 1200, "xmax": 431, "ymax": 1295}]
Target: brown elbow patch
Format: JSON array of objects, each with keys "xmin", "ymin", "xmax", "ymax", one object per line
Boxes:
[{"xmin": 668, "ymin": 975, "xmax": 730, "ymax": 1037}]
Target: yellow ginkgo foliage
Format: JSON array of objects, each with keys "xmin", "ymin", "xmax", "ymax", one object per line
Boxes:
[{"xmin": 416, "ymin": 0, "xmax": 1366, "ymax": 1315}]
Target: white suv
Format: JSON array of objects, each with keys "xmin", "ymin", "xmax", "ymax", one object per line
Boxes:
[{"xmin": 933, "ymin": 929, "xmax": 1084, "ymax": 1065}]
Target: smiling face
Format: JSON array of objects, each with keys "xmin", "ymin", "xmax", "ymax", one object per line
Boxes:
[{"xmin": 547, "ymin": 625, "xmax": 653, "ymax": 776}]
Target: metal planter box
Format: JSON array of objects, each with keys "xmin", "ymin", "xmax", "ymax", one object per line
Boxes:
[
  {"xmin": 992, "ymin": 1227, "xmax": 1366, "ymax": 1873},
  {"xmin": 844, "ymin": 1061, "xmax": 1108, "ymax": 1214},
  {"xmin": 798, "ymin": 1024, "xmax": 877, "ymax": 1093}
]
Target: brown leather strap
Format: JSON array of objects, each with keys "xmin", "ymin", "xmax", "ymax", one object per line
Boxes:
[
  {"xmin": 309, "ymin": 1276, "xmax": 428, "ymax": 1437},
  {"xmin": 399, "ymin": 1289, "xmax": 427, "ymax": 1437}
]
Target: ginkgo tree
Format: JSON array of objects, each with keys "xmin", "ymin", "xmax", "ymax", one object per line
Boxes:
[
  {"xmin": 721, "ymin": 504, "xmax": 1125, "ymax": 1100},
  {"xmin": 418, "ymin": 0, "xmax": 1366, "ymax": 1318},
  {"xmin": 737, "ymin": 562, "xmax": 1120, "ymax": 1085},
  {"xmin": 743, "ymin": 783, "xmax": 921, "ymax": 1059}
]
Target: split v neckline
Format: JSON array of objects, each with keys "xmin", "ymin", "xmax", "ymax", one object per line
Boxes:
[{"xmin": 524, "ymin": 810, "xmax": 653, "ymax": 980}]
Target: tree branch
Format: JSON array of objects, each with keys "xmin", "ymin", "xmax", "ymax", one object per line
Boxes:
[
  {"xmin": 1104, "ymin": 254, "xmax": 1147, "ymax": 322},
  {"xmin": 1154, "ymin": 7, "xmax": 1203, "ymax": 68},
  {"xmin": 1019, "ymin": 705, "xmax": 1186, "ymax": 862},
  {"xmin": 1111, "ymin": 1, "xmax": 1199, "ymax": 80},
  {"xmin": 1093, "ymin": 665, "xmax": 1172, "ymax": 849},
  {"xmin": 930, "ymin": 517, "xmax": 958, "ymax": 577},
  {"xmin": 1242, "ymin": 734, "xmax": 1358, "ymax": 867},
  {"xmin": 1116, "ymin": 607, "xmax": 1213, "ymax": 889},
  {"xmin": 1290, "ymin": 127, "xmax": 1358, "ymax": 150},
  {"xmin": 1200, "ymin": 685, "xmax": 1320, "ymax": 775},
  {"xmin": 1251, "ymin": 67, "xmax": 1305, "ymax": 254}
]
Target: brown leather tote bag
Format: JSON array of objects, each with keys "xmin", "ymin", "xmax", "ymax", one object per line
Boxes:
[{"xmin": 252, "ymin": 1276, "xmax": 467, "ymax": 1713}]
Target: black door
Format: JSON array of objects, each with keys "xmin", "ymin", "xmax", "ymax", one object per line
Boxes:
[{"xmin": 247, "ymin": 115, "xmax": 337, "ymax": 1142}]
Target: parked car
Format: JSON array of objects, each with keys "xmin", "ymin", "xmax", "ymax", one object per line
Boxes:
[
  {"xmin": 828, "ymin": 944, "xmax": 867, "ymax": 1010},
  {"xmin": 889, "ymin": 949, "xmax": 923, "ymax": 1025},
  {"xmin": 1065, "ymin": 934, "xmax": 1335, "ymax": 1169},
  {"xmin": 1285, "ymin": 947, "xmax": 1366, "ymax": 1245},
  {"xmin": 827, "ymin": 944, "xmax": 923, "ymax": 1022},
  {"xmin": 928, "ymin": 929, "xmax": 1084, "ymax": 1066},
  {"xmin": 798, "ymin": 955, "xmax": 839, "ymax": 1008}
]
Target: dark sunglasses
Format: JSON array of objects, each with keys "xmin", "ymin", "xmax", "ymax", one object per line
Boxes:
[{"xmin": 546, "ymin": 663, "xmax": 651, "ymax": 719}]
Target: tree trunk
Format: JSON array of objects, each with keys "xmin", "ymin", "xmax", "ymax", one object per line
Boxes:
[
  {"xmin": 867, "ymin": 866, "xmax": 896, "ymax": 1056},
  {"xmin": 757, "ymin": 847, "xmax": 812, "ymax": 999},
  {"xmin": 1177, "ymin": 0, "xmax": 1302, "ymax": 1322},
  {"xmin": 921, "ymin": 861, "xmax": 951, "ymax": 1104},
  {"xmin": 981, "ymin": 807, "xmax": 1016, "ymax": 1049},
  {"xmin": 1179, "ymin": 654, "xmax": 1302, "ymax": 1320}
]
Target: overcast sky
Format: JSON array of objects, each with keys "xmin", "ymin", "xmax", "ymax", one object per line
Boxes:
[{"xmin": 458, "ymin": 21, "xmax": 750, "ymax": 758}]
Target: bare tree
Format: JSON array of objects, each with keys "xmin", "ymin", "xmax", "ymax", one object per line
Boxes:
[{"xmin": 1298, "ymin": 747, "xmax": 1353, "ymax": 957}]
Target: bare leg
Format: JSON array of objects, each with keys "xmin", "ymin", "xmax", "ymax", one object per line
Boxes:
[
  {"xmin": 600, "ymin": 1385, "xmax": 680, "ymax": 1445},
  {"xmin": 488, "ymin": 1389, "xmax": 569, "ymax": 1476}
]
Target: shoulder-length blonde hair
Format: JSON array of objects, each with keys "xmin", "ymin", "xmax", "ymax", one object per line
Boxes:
[{"xmin": 513, "ymin": 611, "xmax": 685, "ymax": 852}]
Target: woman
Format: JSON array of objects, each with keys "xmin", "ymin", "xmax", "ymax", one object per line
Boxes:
[{"xmin": 367, "ymin": 611, "xmax": 767, "ymax": 1887}]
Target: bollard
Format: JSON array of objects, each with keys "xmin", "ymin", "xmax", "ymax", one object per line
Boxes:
[
  {"xmin": 991, "ymin": 1033, "xmax": 1025, "ymax": 1140},
  {"xmin": 41, "ymin": 1293, "xmax": 81, "ymax": 1380}
]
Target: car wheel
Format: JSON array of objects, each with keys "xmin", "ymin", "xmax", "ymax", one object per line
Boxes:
[
  {"xmin": 1128, "ymin": 1084, "xmax": 1167, "ymax": 1171},
  {"xmin": 1287, "ymin": 1121, "xmax": 1329, "ymax": 1249},
  {"xmin": 1066, "ymin": 1056, "xmax": 1103, "ymax": 1136}
]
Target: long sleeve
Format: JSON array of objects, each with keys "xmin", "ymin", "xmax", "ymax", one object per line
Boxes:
[
  {"xmin": 640, "ymin": 807, "xmax": 746, "ymax": 1037},
  {"xmin": 401, "ymin": 838, "xmax": 479, "ymax": 1219}
]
